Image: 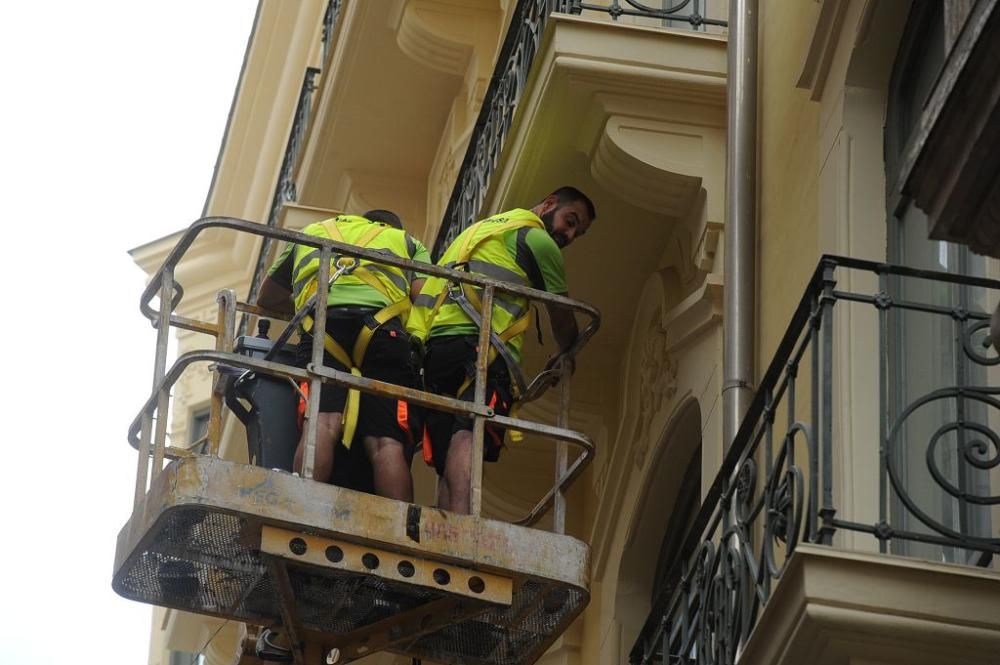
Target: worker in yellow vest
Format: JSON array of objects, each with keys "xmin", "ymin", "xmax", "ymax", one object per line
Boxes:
[
  {"xmin": 408, "ymin": 187, "xmax": 596, "ymax": 514},
  {"xmin": 259, "ymin": 210, "xmax": 430, "ymax": 502}
]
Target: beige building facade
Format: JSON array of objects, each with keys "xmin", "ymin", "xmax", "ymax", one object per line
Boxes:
[{"xmin": 126, "ymin": 1, "xmax": 1000, "ymax": 664}]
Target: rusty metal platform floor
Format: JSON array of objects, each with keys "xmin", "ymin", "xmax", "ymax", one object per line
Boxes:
[{"xmin": 113, "ymin": 457, "xmax": 589, "ymax": 664}]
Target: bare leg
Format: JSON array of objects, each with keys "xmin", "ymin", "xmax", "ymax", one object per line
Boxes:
[
  {"xmin": 436, "ymin": 475, "xmax": 450, "ymax": 510},
  {"xmin": 441, "ymin": 429, "xmax": 472, "ymax": 514},
  {"xmin": 364, "ymin": 435, "xmax": 413, "ymax": 502},
  {"xmin": 293, "ymin": 412, "xmax": 342, "ymax": 482}
]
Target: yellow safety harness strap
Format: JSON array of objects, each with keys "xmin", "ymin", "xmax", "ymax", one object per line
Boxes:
[
  {"xmin": 351, "ymin": 298, "xmax": 410, "ymax": 363},
  {"xmin": 300, "ymin": 313, "xmax": 363, "ymax": 446},
  {"xmin": 418, "ymin": 218, "xmax": 538, "ymax": 332},
  {"xmin": 449, "ymin": 222, "xmax": 538, "ymax": 444},
  {"xmin": 417, "ymin": 217, "xmax": 541, "ymax": 447},
  {"xmin": 321, "ymin": 220, "xmax": 387, "ymax": 257},
  {"xmin": 458, "ymin": 283, "xmax": 531, "ymax": 396},
  {"xmin": 298, "ymin": 220, "xmax": 412, "ymax": 448}
]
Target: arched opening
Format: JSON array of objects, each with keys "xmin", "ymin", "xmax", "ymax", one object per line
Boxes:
[{"xmin": 615, "ymin": 398, "xmax": 703, "ymax": 656}]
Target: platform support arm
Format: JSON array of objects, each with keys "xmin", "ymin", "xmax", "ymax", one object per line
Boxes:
[
  {"xmin": 554, "ymin": 361, "xmax": 571, "ymax": 534},
  {"xmin": 470, "ymin": 285, "xmax": 495, "ymax": 517},
  {"xmin": 302, "ymin": 247, "xmax": 331, "ymax": 480},
  {"xmin": 208, "ymin": 289, "xmax": 237, "ymax": 457}
]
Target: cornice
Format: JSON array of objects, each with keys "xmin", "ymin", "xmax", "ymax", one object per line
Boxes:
[{"xmin": 129, "ymin": 229, "xmax": 185, "ymax": 278}]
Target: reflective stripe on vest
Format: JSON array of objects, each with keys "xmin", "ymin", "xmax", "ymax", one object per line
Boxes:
[{"xmin": 406, "ymin": 208, "xmax": 544, "ymax": 359}]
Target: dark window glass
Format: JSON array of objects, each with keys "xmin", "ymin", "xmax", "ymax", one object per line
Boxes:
[{"xmin": 884, "ymin": 0, "xmax": 991, "ymax": 564}]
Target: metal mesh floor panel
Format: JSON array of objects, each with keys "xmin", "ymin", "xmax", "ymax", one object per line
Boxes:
[
  {"xmin": 115, "ymin": 498, "xmax": 587, "ymax": 665},
  {"xmin": 289, "ymin": 565, "xmax": 444, "ymax": 635},
  {"xmin": 114, "ymin": 507, "xmax": 276, "ymax": 623}
]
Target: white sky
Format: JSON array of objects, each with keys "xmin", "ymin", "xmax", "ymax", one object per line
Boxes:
[{"xmin": 0, "ymin": 3, "xmax": 257, "ymax": 663}]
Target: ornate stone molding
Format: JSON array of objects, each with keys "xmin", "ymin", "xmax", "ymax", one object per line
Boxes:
[
  {"xmin": 694, "ymin": 218, "xmax": 723, "ymax": 273},
  {"xmin": 462, "ymin": 14, "xmax": 727, "ymax": 250},
  {"xmin": 393, "ymin": 0, "xmax": 501, "ymax": 76},
  {"xmin": 591, "ymin": 115, "xmax": 704, "ymax": 215},
  {"xmin": 590, "ymin": 265, "xmax": 723, "ymax": 577},
  {"xmin": 796, "ymin": 0, "xmax": 850, "ymax": 101}
]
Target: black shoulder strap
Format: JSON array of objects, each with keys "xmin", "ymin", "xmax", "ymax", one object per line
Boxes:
[{"xmin": 514, "ymin": 226, "xmax": 545, "ymax": 291}]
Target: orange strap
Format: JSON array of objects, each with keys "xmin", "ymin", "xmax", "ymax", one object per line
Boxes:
[
  {"xmin": 422, "ymin": 390, "xmax": 501, "ymax": 467},
  {"xmin": 485, "ymin": 391, "xmax": 502, "ymax": 450},
  {"xmin": 422, "ymin": 428, "xmax": 434, "ymax": 466},
  {"xmin": 396, "ymin": 400, "xmax": 414, "ymax": 447},
  {"xmin": 296, "ymin": 381, "xmax": 309, "ymax": 431}
]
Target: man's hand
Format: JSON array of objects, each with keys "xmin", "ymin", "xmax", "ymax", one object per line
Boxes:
[
  {"xmin": 543, "ymin": 352, "xmax": 575, "ymax": 375},
  {"xmin": 545, "ymin": 301, "xmax": 579, "ymax": 354},
  {"xmin": 409, "ymin": 277, "xmax": 426, "ymax": 302},
  {"xmin": 542, "ymin": 353, "xmax": 575, "ymax": 387}
]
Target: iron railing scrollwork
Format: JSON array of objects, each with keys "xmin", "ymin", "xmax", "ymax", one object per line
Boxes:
[
  {"xmin": 322, "ymin": 0, "xmax": 344, "ymax": 63},
  {"xmin": 433, "ymin": 0, "xmax": 728, "ymax": 259},
  {"xmin": 629, "ymin": 256, "xmax": 1000, "ymax": 665},
  {"xmin": 242, "ymin": 0, "xmax": 346, "ymax": 334},
  {"xmin": 433, "ymin": 0, "xmax": 551, "ymax": 259},
  {"xmin": 570, "ymin": 0, "xmax": 728, "ymax": 27}
]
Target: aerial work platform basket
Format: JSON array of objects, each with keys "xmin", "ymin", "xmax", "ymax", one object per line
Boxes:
[{"xmin": 113, "ymin": 218, "xmax": 600, "ymax": 664}]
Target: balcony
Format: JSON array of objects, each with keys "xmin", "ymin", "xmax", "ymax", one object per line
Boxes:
[
  {"xmin": 630, "ymin": 256, "xmax": 1000, "ymax": 665},
  {"xmin": 432, "ymin": 0, "xmax": 728, "ymax": 255}
]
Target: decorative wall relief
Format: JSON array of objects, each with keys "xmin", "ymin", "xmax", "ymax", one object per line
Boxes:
[{"xmin": 634, "ymin": 321, "xmax": 678, "ymax": 468}]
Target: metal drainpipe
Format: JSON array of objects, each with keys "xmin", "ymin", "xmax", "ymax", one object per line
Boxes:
[{"xmin": 722, "ymin": 0, "xmax": 759, "ymax": 449}]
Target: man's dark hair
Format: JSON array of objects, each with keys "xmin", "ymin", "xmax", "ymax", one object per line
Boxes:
[
  {"xmin": 363, "ymin": 209, "xmax": 403, "ymax": 229},
  {"xmin": 548, "ymin": 186, "xmax": 596, "ymax": 222}
]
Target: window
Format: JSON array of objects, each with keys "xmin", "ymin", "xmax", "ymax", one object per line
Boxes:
[
  {"xmin": 651, "ymin": 445, "xmax": 702, "ymax": 603},
  {"xmin": 884, "ymin": 0, "xmax": 991, "ymax": 563},
  {"xmin": 168, "ymin": 651, "xmax": 203, "ymax": 665},
  {"xmin": 189, "ymin": 408, "xmax": 210, "ymax": 454}
]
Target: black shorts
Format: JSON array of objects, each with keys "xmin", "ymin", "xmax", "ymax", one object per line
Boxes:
[
  {"xmin": 422, "ymin": 335, "xmax": 514, "ymax": 476},
  {"xmin": 297, "ymin": 307, "xmax": 421, "ymax": 447}
]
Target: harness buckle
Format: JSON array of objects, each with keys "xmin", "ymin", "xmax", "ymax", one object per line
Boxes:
[
  {"xmin": 334, "ymin": 256, "xmax": 358, "ymax": 273},
  {"xmin": 328, "ymin": 256, "xmax": 358, "ymax": 284},
  {"xmin": 446, "ymin": 281, "xmax": 467, "ymax": 302}
]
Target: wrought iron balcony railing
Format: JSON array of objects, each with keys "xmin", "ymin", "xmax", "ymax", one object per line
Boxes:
[
  {"xmin": 321, "ymin": 0, "xmax": 344, "ymax": 63},
  {"xmin": 630, "ymin": 255, "xmax": 1000, "ymax": 665},
  {"xmin": 433, "ymin": 0, "xmax": 728, "ymax": 258},
  {"xmin": 244, "ymin": 0, "xmax": 344, "ymax": 332},
  {"xmin": 241, "ymin": 67, "xmax": 320, "ymax": 335}
]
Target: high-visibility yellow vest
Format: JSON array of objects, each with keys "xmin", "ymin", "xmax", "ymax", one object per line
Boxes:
[
  {"xmin": 407, "ymin": 208, "xmax": 543, "ymax": 361},
  {"xmin": 291, "ymin": 215, "xmax": 414, "ymax": 447},
  {"xmin": 291, "ymin": 215, "xmax": 412, "ymax": 317}
]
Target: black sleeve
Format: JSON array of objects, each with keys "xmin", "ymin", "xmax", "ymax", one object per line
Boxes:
[
  {"xmin": 514, "ymin": 227, "xmax": 546, "ymax": 291},
  {"xmin": 267, "ymin": 243, "xmax": 295, "ymax": 290}
]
